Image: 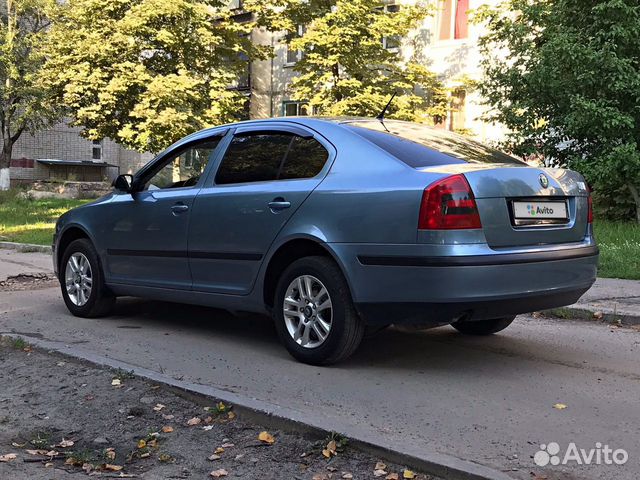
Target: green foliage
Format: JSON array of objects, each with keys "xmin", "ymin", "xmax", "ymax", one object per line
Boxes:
[
  {"xmin": 593, "ymin": 220, "xmax": 640, "ymax": 280},
  {"xmin": 475, "ymin": 0, "xmax": 640, "ymax": 222},
  {"xmin": 246, "ymin": 0, "xmax": 447, "ymax": 122},
  {"xmin": 0, "ymin": 0, "xmax": 60, "ymax": 172},
  {"xmin": 45, "ymin": 0, "xmax": 268, "ymax": 153},
  {"xmin": 0, "ymin": 189, "xmax": 89, "ymax": 245}
]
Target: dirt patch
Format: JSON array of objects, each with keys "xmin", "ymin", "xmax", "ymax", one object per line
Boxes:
[
  {"xmin": 0, "ymin": 337, "xmax": 439, "ymax": 480},
  {"xmin": 0, "ymin": 273, "xmax": 57, "ymax": 292}
]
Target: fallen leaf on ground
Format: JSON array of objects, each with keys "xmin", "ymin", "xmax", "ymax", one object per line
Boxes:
[
  {"xmin": 375, "ymin": 462, "xmax": 387, "ymax": 471},
  {"xmin": 203, "ymin": 425, "xmax": 214, "ymax": 431},
  {"xmin": 140, "ymin": 452, "xmax": 150, "ymax": 458},
  {"xmin": 0, "ymin": 454, "xmax": 17, "ymax": 462},
  {"xmin": 214, "ymin": 447, "xmax": 224, "ymax": 454},
  {"xmin": 258, "ymin": 431, "xmax": 275, "ymax": 444},
  {"xmin": 137, "ymin": 439, "xmax": 147, "ymax": 449},
  {"xmin": 593, "ymin": 311, "xmax": 604, "ymax": 320},
  {"xmin": 11, "ymin": 442, "xmax": 26, "ymax": 448},
  {"xmin": 162, "ymin": 414, "xmax": 175, "ymax": 420},
  {"xmin": 386, "ymin": 474, "xmax": 399, "ymax": 480},
  {"xmin": 221, "ymin": 443, "xmax": 234, "ymax": 448},
  {"xmin": 403, "ymin": 470, "xmax": 416, "ymax": 479},
  {"xmin": 187, "ymin": 417, "xmax": 202, "ymax": 426},
  {"xmin": 374, "ymin": 470, "xmax": 387, "ymax": 478},
  {"xmin": 105, "ymin": 448, "xmax": 116, "ymax": 461},
  {"xmin": 57, "ymin": 439, "xmax": 74, "ymax": 448},
  {"xmin": 162, "ymin": 426, "xmax": 174, "ymax": 433},
  {"xmin": 342, "ymin": 473, "xmax": 353, "ymax": 479},
  {"xmin": 111, "ymin": 378, "xmax": 121, "ymax": 386},
  {"xmin": 322, "ymin": 449, "xmax": 331, "ymax": 458},
  {"xmin": 227, "ymin": 411, "xmax": 236, "ymax": 420},
  {"xmin": 208, "ymin": 454, "xmax": 221, "ymax": 461},
  {"xmin": 104, "ymin": 464, "xmax": 123, "ymax": 471},
  {"xmin": 153, "ymin": 403, "xmax": 166, "ymax": 411},
  {"xmin": 45, "ymin": 450, "xmax": 59, "ymax": 457},
  {"xmin": 553, "ymin": 403, "xmax": 567, "ymax": 410},
  {"xmin": 45, "ymin": 462, "xmax": 54, "ymax": 468},
  {"xmin": 210, "ymin": 468, "xmax": 228, "ymax": 477},
  {"xmin": 25, "ymin": 449, "xmax": 48, "ymax": 456},
  {"xmin": 312, "ymin": 474, "xmax": 328, "ymax": 480}
]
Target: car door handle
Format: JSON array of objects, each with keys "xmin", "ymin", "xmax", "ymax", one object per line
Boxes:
[
  {"xmin": 268, "ymin": 199, "xmax": 291, "ymax": 211},
  {"xmin": 171, "ymin": 204, "xmax": 189, "ymax": 214}
]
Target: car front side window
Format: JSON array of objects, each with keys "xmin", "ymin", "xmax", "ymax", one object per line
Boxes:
[{"xmin": 145, "ymin": 139, "xmax": 221, "ymax": 191}]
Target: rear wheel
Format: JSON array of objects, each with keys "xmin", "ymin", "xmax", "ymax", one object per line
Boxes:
[
  {"xmin": 273, "ymin": 256, "xmax": 365, "ymax": 365},
  {"xmin": 60, "ymin": 239, "xmax": 115, "ymax": 318},
  {"xmin": 451, "ymin": 316, "xmax": 516, "ymax": 335}
]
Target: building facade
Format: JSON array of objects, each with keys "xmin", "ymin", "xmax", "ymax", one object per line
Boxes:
[{"xmin": 8, "ymin": 0, "xmax": 502, "ymax": 186}]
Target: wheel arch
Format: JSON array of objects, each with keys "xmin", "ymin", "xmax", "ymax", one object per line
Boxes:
[
  {"xmin": 56, "ymin": 225, "xmax": 95, "ymax": 274},
  {"xmin": 261, "ymin": 236, "xmax": 353, "ymax": 309}
]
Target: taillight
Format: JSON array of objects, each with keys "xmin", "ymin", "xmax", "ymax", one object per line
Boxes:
[{"xmin": 419, "ymin": 174, "xmax": 482, "ymax": 230}]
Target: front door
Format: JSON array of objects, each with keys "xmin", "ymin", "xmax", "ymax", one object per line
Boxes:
[
  {"xmin": 189, "ymin": 127, "xmax": 332, "ymax": 294},
  {"xmin": 102, "ymin": 136, "xmax": 223, "ymax": 290}
]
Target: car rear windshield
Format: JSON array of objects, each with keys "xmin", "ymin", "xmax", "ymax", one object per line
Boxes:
[{"xmin": 343, "ymin": 120, "xmax": 525, "ymax": 168}]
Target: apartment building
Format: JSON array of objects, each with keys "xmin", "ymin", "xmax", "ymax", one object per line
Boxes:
[{"xmin": 8, "ymin": 0, "xmax": 502, "ymax": 186}]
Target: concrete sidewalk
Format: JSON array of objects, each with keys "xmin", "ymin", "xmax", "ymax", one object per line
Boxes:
[
  {"xmin": 556, "ymin": 277, "xmax": 640, "ymax": 325},
  {"xmin": 0, "ymin": 247, "xmax": 52, "ymax": 282},
  {"xmin": 1, "ymin": 245, "xmax": 639, "ymax": 323}
]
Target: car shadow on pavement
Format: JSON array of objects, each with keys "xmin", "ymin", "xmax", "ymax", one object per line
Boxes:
[
  {"xmin": 106, "ymin": 296, "xmax": 280, "ymax": 347},
  {"xmin": 102, "ymin": 297, "xmax": 543, "ymax": 371}
]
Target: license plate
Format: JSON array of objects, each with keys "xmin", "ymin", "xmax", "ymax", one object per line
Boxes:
[{"xmin": 513, "ymin": 201, "xmax": 568, "ymax": 220}]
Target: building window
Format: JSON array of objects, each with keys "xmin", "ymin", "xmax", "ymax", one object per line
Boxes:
[
  {"xmin": 449, "ymin": 88, "xmax": 466, "ymax": 131},
  {"xmin": 228, "ymin": 0, "xmax": 242, "ymax": 10},
  {"xmin": 283, "ymin": 101, "xmax": 309, "ymax": 117},
  {"xmin": 439, "ymin": 0, "xmax": 468, "ymax": 41},
  {"xmin": 381, "ymin": 3, "xmax": 401, "ymax": 50},
  {"xmin": 285, "ymin": 25, "xmax": 306, "ymax": 65},
  {"xmin": 92, "ymin": 140, "xmax": 102, "ymax": 160}
]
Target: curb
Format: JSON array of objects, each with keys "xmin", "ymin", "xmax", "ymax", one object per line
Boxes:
[
  {"xmin": 2, "ymin": 333, "xmax": 514, "ymax": 480},
  {"xmin": 541, "ymin": 306, "xmax": 640, "ymax": 326},
  {"xmin": 0, "ymin": 241, "xmax": 52, "ymax": 253}
]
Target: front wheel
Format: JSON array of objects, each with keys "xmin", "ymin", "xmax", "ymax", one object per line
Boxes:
[
  {"xmin": 273, "ymin": 256, "xmax": 365, "ymax": 365},
  {"xmin": 60, "ymin": 238, "xmax": 115, "ymax": 318},
  {"xmin": 451, "ymin": 316, "xmax": 516, "ymax": 335}
]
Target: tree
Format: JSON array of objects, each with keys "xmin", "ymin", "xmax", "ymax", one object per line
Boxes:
[
  {"xmin": 0, "ymin": 0, "xmax": 59, "ymax": 190},
  {"xmin": 246, "ymin": 0, "xmax": 447, "ymax": 122},
  {"xmin": 45, "ymin": 0, "xmax": 268, "ymax": 154},
  {"xmin": 476, "ymin": 0, "xmax": 640, "ymax": 223}
]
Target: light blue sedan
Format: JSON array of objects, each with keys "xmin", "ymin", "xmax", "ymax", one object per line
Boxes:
[{"xmin": 53, "ymin": 118, "xmax": 598, "ymax": 364}]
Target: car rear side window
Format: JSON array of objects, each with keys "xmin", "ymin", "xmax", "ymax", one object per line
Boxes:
[
  {"xmin": 344, "ymin": 121, "xmax": 524, "ymax": 168},
  {"xmin": 279, "ymin": 136, "xmax": 328, "ymax": 180},
  {"xmin": 215, "ymin": 131, "xmax": 328, "ymax": 184}
]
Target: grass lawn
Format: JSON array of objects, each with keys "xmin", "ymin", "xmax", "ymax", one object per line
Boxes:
[
  {"xmin": 0, "ymin": 189, "xmax": 90, "ymax": 246},
  {"xmin": 593, "ymin": 220, "xmax": 640, "ymax": 280}
]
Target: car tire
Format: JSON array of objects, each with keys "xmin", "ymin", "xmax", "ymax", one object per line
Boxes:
[
  {"xmin": 60, "ymin": 238, "xmax": 115, "ymax": 318},
  {"xmin": 451, "ymin": 316, "xmax": 516, "ymax": 335},
  {"xmin": 273, "ymin": 256, "xmax": 365, "ymax": 365}
]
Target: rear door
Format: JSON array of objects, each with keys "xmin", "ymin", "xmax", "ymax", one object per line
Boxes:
[{"xmin": 188, "ymin": 125, "xmax": 332, "ymax": 294}]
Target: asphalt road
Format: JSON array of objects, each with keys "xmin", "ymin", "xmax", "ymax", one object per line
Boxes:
[{"xmin": 1, "ymin": 284, "xmax": 639, "ymax": 480}]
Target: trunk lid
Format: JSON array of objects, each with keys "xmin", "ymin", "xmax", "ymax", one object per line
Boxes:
[{"xmin": 419, "ymin": 163, "xmax": 591, "ymax": 247}]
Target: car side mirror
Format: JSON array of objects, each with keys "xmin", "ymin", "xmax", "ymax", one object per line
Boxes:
[{"xmin": 112, "ymin": 174, "xmax": 133, "ymax": 193}]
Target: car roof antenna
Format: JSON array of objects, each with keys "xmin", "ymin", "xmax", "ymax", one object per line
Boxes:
[{"xmin": 376, "ymin": 92, "xmax": 396, "ymax": 131}]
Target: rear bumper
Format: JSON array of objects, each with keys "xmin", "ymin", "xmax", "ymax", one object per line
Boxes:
[{"xmin": 330, "ymin": 243, "xmax": 598, "ymax": 326}]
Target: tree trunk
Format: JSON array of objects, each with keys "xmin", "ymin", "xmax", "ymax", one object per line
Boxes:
[
  {"xmin": 628, "ymin": 183, "xmax": 640, "ymax": 224},
  {"xmin": 0, "ymin": 136, "xmax": 11, "ymax": 191}
]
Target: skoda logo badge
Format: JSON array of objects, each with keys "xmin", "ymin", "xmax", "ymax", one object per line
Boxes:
[{"xmin": 539, "ymin": 173, "xmax": 549, "ymax": 188}]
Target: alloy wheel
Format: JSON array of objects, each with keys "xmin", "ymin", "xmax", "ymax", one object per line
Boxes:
[
  {"xmin": 283, "ymin": 275, "xmax": 333, "ymax": 349},
  {"xmin": 65, "ymin": 252, "xmax": 93, "ymax": 306}
]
